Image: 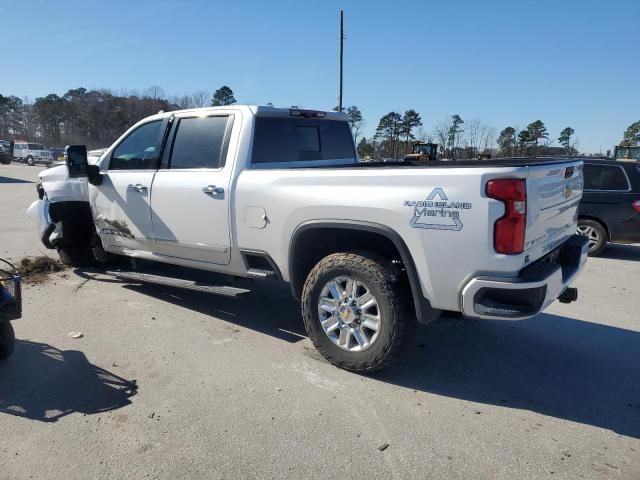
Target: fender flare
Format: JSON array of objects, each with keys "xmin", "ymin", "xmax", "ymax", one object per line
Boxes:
[{"xmin": 289, "ymin": 220, "xmax": 438, "ymax": 324}]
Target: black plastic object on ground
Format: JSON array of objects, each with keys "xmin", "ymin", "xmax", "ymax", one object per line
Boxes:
[{"xmin": 0, "ymin": 258, "xmax": 21, "ymax": 360}]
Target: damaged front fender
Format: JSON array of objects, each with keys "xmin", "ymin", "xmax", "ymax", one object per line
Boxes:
[{"xmin": 27, "ymin": 199, "xmax": 59, "ymax": 249}]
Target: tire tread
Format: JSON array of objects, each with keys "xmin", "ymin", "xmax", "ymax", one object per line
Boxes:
[{"xmin": 301, "ymin": 252, "xmax": 413, "ymax": 373}]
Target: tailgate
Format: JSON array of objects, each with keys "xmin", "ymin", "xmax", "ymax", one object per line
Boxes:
[{"xmin": 525, "ymin": 160, "xmax": 583, "ymax": 255}]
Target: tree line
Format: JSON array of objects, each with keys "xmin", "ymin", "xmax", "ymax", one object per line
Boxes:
[
  {"xmin": 355, "ymin": 112, "xmax": 586, "ymax": 160},
  {"xmin": 2, "ymin": 84, "xmax": 638, "ymax": 158},
  {"xmin": 0, "ymin": 85, "xmax": 238, "ymax": 149}
]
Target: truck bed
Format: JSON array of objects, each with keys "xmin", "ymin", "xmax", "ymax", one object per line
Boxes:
[{"xmin": 323, "ymin": 157, "xmax": 581, "ymax": 169}]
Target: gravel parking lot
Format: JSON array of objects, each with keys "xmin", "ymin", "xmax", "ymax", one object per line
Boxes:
[{"xmin": 1, "ymin": 163, "xmax": 639, "ymax": 480}]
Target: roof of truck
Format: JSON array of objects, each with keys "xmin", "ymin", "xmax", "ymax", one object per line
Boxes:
[{"xmin": 149, "ymin": 105, "xmax": 347, "ymax": 121}]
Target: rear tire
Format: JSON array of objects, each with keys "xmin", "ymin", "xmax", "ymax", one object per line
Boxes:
[
  {"xmin": 0, "ymin": 322, "xmax": 15, "ymax": 360},
  {"xmin": 577, "ymin": 219, "xmax": 607, "ymax": 256},
  {"xmin": 57, "ymin": 245, "xmax": 96, "ymax": 267},
  {"xmin": 301, "ymin": 252, "xmax": 414, "ymax": 373}
]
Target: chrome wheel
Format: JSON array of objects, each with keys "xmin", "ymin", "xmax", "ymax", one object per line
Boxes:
[
  {"xmin": 317, "ymin": 275, "xmax": 381, "ymax": 352},
  {"xmin": 576, "ymin": 224, "xmax": 600, "ymax": 251}
]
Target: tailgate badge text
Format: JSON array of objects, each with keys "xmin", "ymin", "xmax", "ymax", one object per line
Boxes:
[{"xmin": 404, "ymin": 188, "xmax": 472, "ymax": 231}]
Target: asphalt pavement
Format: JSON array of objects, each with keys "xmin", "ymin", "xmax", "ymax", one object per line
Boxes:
[{"xmin": 1, "ymin": 163, "xmax": 639, "ymax": 479}]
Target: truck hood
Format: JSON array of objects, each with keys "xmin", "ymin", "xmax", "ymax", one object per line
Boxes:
[
  {"xmin": 38, "ymin": 165, "xmax": 89, "ymax": 203},
  {"xmin": 50, "ymin": 151, "xmax": 102, "ymax": 168}
]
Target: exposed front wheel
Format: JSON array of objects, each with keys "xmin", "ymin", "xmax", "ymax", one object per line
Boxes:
[
  {"xmin": 57, "ymin": 245, "xmax": 96, "ymax": 267},
  {"xmin": 576, "ymin": 219, "xmax": 607, "ymax": 256},
  {"xmin": 26, "ymin": 156, "xmax": 35, "ymax": 166},
  {"xmin": 0, "ymin": 322, "xmax": 15, "ymax": 360},
  {"xmin": 301, "ymin": 252, "xmax": 413, "ymax": 373}
]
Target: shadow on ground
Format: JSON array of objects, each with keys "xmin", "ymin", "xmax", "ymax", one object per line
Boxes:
[
  {"xmin": 378, "ymin": 312, "xmax": 640, "ymax": 439},
  {"xmin": 0, "ymin": 340, "xmax": 137, "ymax": 422},
  {"xmin": 124, "ymin": 280, "xmax": 306, "ymax": 343},
  {"xmin": 599, "ymin": 243, "xmax": 640, "ymax": 262},
  {"xmin": 73, "ymin": 268, "xmax": 640, "ymax": 438},
  {"xmin": 73, "ymin": 265, "xmax": 306, "ymax": 344},
  {"xmin": 0, "ymin": 175, "xmax": 34, "ymax": 184}
]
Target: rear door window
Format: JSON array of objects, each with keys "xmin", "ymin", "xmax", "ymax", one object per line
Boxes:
[
  {"xmin": 583, "ymin": 164, "xmax": 629, "ymax": 191},
  {"xmin": 168, "ymin": 116, "xmax": 231, "ymax": 169},
  {"xmin": 251, "ymin": 117, "xmax": 356, "ymax": 166}
]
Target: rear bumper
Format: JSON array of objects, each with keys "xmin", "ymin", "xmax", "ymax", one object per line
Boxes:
[{"xmin": 461, "ymin": 235, "xmax": 589, "ymax": 320}]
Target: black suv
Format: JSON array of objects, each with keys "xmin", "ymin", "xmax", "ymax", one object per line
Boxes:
[{"xmin": 577, "ymin": 158, "xmax": 640, "ymax": 255}]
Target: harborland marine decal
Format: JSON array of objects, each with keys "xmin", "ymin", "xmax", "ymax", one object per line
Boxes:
[{"xmin": 404, "ymin": 187, "xmax": 472, "ymax": 231}]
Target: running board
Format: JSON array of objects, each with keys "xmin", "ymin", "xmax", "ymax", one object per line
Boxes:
[{"xmin": 105, "ymin": 270, "xmax": 250, "ymax": 297}]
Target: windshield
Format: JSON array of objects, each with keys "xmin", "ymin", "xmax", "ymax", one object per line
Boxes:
[
  {"xmin": 28, "ymin": 143, "xmax": 44, "ymax": 150},
  {"xmin": 615, "ymin": 146, "xmax": 640, "ymax": 160}
]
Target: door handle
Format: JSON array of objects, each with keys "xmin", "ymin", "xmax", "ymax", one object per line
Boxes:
[
  {"xmin": 202, "ymin": 185, "xmax": 224, "ymax": 195},
  {"xmin": 131, "ymin": 184, "xmax": 148, "ymax": 192}
]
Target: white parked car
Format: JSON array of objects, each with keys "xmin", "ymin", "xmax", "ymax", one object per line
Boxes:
[{"xmin": 27, "ymin": 105, "xmax": 588, "ymax": 372}]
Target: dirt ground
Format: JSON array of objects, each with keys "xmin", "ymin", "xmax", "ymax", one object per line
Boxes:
[{"xmin": 1, "ymin": 163, "xmax": 639, "ymax": 479}]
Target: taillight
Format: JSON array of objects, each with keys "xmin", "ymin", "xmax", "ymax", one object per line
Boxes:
[
  {"xmin": 486, "ymin": 179, "xmax": 527, "ymax": 254},
  {"xmin": 633, "ymin": 200, "xmax": 640, "ymax": 213}
]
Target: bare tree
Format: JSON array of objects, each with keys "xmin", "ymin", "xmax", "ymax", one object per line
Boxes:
[
  {"xmin": 465, "ymin": 119, "xmax": 482, "ymax": 157},
  {"xmin": 482, "ymin": 126, "xmax": 497, "ymax": 154},
  {"xmin": 191, "ymin": 91, "xmax": 210, "ymax": 108},
  {"xmin": 572, "ymin": 137, "xmax": 580, "ymax": 153},
  {"xmin": 176, "ymin": 95, "xmax": 194, "ymax": 109},
  {"xmin": 433, "ymin": 117, "xmax": 452, "ymax": 158},
  {"xmin": 415, "ymin": 126, "xmax": 433, "ymax": 143},
  {"xmin": 144, "ymin": 86, "xmax": 166, "ymax": 111},
  {"xmin": 21, "ymin": 97, "xmax": 38, "ymax": 141},
  {"xmin": 145, "ymin": 86, "xmax": 165, "ymax": 100}
]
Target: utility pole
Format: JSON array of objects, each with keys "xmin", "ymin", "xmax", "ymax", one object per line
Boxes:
[{"xmin": 338, "ymin": 10, "xmax": 344, "ymax": 112}]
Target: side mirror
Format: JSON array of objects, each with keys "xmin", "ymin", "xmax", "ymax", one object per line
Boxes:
[
  {"xmin": 66, "ymin": 145, "xmax": 103, "ymax": 185},
  {"xmin": 66, "ymin": 145, "xmax": 88, "ymax": 177}
]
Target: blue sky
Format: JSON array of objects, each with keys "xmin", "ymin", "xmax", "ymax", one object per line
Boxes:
[{"xmin": 2, "ymin": 0, "xmax": 638, "ymax": 152}]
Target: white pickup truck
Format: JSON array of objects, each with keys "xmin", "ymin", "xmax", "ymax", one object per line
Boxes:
[{"xmin": 27, "ymin": 105, "xmax": 588, "ymax": 372}]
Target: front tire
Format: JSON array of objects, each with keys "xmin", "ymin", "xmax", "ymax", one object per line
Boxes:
[
  {"xmin": 0, "ymin": 322, "xmax": 15, "ymax": 360},
  {"xmin": 57, "ymin": 245, "xmax": 96, "ymax": 267},
  {"xmin": 26, "ymin": 156, "xmax": 35, "ymax": 166},
  {"xmin": 577, "ymin": 219, "xmax": 607, "ymax": 256},
  {"xmin": 301, "ymin": 252, "xmax": 413, "ymax": 373}
]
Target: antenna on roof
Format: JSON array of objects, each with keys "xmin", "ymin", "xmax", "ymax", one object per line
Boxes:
[{"xmin": 338, "ymin": 10, "xmax": 344, "ymax": 112}]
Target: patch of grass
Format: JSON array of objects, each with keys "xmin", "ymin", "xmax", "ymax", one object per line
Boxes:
[{"xmin": 17, "ymin": 256, "xmax": 67, "ymax": 284}]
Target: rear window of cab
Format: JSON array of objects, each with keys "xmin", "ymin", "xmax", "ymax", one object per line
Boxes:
[{"xmin": 251, "ymin": 117, "xmax": 356, "ymax": 167}]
